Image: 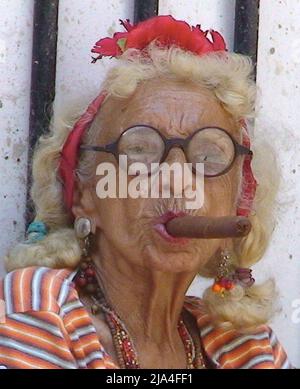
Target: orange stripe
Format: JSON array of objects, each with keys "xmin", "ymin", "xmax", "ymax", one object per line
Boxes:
[
  {"xmin": 23, "ymin": 268, "xmax": 34, "ymax": 311},
  {"xmin": 203, "ymin": 329, "xmax": 237, "ymax": 355},
  {"xmin": 45, "ymin": 268, "xmax": 70, "ymax": 312},
  {"xmin": 250, "ymin": 361, "xmax": 275, "ymax": 369},
  {"xmin": 71, "ymin": 332, "xmax": 99, "ymax": 347},
  {"xmin": 0, "ymin": 319, "xmax": 73, "ymax": 360},
  {"xmin": 220, "ymin": 339, "xmax": 272, "ymax": 368},
  {"xmin": 42, "ymin": 268, "xmax": 67, "ymax": 312},
  {"xmin": 2, "ymin": 315, "xmax": 65, "ymax": 341},
  {"xmin": 64, "ymin": 309, "xmax": 93, "ymax": 329},
  {"xmin": 45, "ymin": 270, "xmax": 62, "ymax": 312},
  {"xmin": 0, "ymin": 353, "xmax": 43, "ymax": 369},
  {"xmin": 88, "ymin": 358, "xmax": 114, "ymax": 369},
  {"xmin": 13, "ymin": 269, "xmax": 29, "ymax": 313},
  {"xmin": 93, "ymin": 358, "xmax": 117, "ymax": 369},
  {"xmin": 41, "ymin": 269, "xmax": 54, "ymax": 312},
  {"xmin": 273, "ymin": 342, "xmax": 287, "ymax": 368},
  {"xmin": 19, "ymin": 267, "xmax": 35, "ymax": 312},
  {"xmin": 12, "ymin": 270, "xmax": 21, "ymax": 313},
  {"xmin": 0, "ymin": 345, "xmax": 63, "ymax": 369}
]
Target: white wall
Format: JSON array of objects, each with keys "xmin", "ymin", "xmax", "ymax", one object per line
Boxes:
[
  {"xmin": 0, "ymin": 0, "xmax": 299, "ymax": 367},
  {"xmin": 159, "ymin": 0, "xmax": 236, "ymax": 50},
  {"xmin": 54, "ymin": 0, "xmax": 135, "ymax": 115},
  {"xmin": 0, "ymin": 0, "xmax": 34, "ymax": 275}
]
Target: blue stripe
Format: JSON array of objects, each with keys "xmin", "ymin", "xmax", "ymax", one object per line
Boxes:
[
  {"xmin": 269, "ymin": 329, "xmax": 277, "ymax": 347},
  {"xmin": 0, "ymin": 336, "xmax": 76, "ymax": 369},
  {"xmin": 60, "ymin": 300, "xmax": 83, "ymax": 317},
  {"xmin": 200, "ymin": 324, "xmax": 214, "ymax": 338},
  {"xmin": 10, "ymin": 313, "xmax": 64, "ymax": 339},
  {"xmin": 213, "ymin": 332, "xmax": 269, "ymax": 361},
  {"xmin": 31, "ymin": 268, "xmax": 48, "ymax": 311},
  {"xmin": 3, "ymin": 271, "xmax": 13, "ymax": 315},
  {"xmin": 57, "ymin": 280, "xmax": 71, "ymax": 307},
  {"xmin": 240, "ymin": 354, "xmax": 274, "ymax": 369},
  {"xmin": 68, "ymin": 270, "xmax": 78, "ymax": 283},
  {"xmin": 77, "ymin": 351, "xmax": 104, "ymax": 368},
  {"xmin": 68, "ymin": 325, "xmax": 97, "ymax": 342},
  {"xmin": 57, "ymin": 269, "xmax": 79, "ymax": 307}
]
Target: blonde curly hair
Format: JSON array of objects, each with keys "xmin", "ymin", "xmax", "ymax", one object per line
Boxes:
[{"xmin": 5, "ymin": 43, "xmax": 279, "ymax": 330}]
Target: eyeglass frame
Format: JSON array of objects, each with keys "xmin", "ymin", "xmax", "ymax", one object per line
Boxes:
[{"xmin": 80, "ymin": 124, "xmax": 253, "ymax": 178}]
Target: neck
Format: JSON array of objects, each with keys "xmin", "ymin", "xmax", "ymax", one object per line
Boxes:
[{"xmin": 91, "ymin": 239, "xmax": 197, "ymax": 353}]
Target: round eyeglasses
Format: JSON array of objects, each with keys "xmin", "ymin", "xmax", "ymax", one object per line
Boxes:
[{"xmin": 80, "ymin": 125, "xmax": 252, "ymax": 177}]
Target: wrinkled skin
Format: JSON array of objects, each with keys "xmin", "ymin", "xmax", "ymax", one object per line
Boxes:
[{"xmin": 72, "ymin": 78, "xmax": 243, "ymax": 368}]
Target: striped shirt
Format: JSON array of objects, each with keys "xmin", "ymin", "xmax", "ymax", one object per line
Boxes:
[{"xmin": 0, "ymin": 266, "xmax": 292, "ymax": 369}]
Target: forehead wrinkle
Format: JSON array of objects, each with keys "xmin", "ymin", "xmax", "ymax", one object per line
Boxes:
[
  {"xmin": 120, "ymin": 111, "xmax": 201, "ymax": 139},
  {"xmin": 96, "ymin": 79, "xmax": 240, "ymax": 143},
  {"xmin": 120, "ymin": 96, "xmax": 212, "ymax": 138}
]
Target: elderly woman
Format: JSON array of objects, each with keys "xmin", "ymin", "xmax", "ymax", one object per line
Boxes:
[{"xmin": 0, "ymin": 15, "xmax": 292, "ymax": 369}]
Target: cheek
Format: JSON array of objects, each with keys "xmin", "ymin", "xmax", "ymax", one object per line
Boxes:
[
  {"xmin": 204, "ymin": 170, "xmax": 240, "ymax": 215},
  {"xmin": 90, "ymin": 156, "xmax": 150, "ymax": 231},
  {"xmin": 91, "ymin": 194, "xmax": 146, "ymax": 232}
]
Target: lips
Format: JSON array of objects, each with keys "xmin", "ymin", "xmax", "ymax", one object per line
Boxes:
[{"xmin": 153, "ymin": 211, "xmax": 190, "ymax": 245}]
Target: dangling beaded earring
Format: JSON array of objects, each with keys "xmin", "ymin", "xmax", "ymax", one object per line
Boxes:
[
  {"xmin": 212, "ymin": 249, "xmax": 235, "ymax": 296},
  {"xmin": 212, "ymin": 249, "xmax": 255, "ymax": 297},
  {"xmin": 73, "ymin": 217, "xmax": 99, "ymax": 296}
]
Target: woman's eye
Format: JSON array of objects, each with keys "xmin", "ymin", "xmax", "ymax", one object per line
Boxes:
[
  {"xmin": 198, "ymin": 154, "xmax": 216, "ymax": 162},
  {"xmin": 127, "ymin": 143, "xmax": 155, "ymax": 153},
  {"xmin": 129, "ymin": 146, "xmax": 145, "ymax": 153}
]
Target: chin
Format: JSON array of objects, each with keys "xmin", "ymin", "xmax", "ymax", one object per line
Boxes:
[{"xmin": 142, "ymin": 245, "xmax": 202, "ymax": 273}]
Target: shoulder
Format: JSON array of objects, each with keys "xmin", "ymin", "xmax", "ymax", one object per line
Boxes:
[
  {"xmin": 184, "ymin": 295, "xmax": 292, "ymax": 369},
  {"xmin": 205, "ymin": 324, "xmax": 291, "ymax": 369},
  {"xmin": 0, "ymin": 267, "xmax": 117, "ymax": 369},
  {"xmin": 0, "ymin": 266, "xmax": 78, "ymax": 316}
]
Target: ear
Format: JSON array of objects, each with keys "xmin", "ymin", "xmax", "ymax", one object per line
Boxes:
[{"xmin": 71, "ymin": 179, "xmax": 97, "ymax": 234}]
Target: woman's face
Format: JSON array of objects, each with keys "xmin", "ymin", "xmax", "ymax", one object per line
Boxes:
[{"xmin": 76, "ymin": 78, "xmax": 242, "ymax": 273}]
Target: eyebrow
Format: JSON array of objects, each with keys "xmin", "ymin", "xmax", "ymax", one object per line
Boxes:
[{"xmin": 124, "ymin": 123, "xmax": 234, "ymax": 136}]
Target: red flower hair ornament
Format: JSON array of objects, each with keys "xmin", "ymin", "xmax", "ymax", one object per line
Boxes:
[
  {"xmin": 59, "ymin": 15, "xmax": 257, "ymax": 218},
  {"xmin": 91, "ymin": 15, "xmax": 226, "ymax": 61}
]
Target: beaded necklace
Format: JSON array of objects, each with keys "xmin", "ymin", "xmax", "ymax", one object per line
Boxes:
[
  {"xmin": 75, "ymin": 261, "xmax": 206, "ymax": 369},
  {"xmin": 90, "ymin": 289, "xmax": 206, "ymax": 369}
]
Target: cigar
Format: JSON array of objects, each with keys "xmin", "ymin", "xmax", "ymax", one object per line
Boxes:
[{"xmin": 165, "ymin": 216, "xmax": 251, "ymax": 239}]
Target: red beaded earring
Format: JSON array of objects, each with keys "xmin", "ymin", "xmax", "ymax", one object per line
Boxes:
[{"xmin": 73, "ymin": 217, "xmax": 98, "ymax": 295}]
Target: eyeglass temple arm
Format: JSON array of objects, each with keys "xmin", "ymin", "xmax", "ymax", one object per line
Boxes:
[
  {"xmin": 236, "ymin": 144, "xmax": 253, "ymax": 156},
  {"xmin": 80, "ymin": 143, "xmax": 116, "ymax": 153}
]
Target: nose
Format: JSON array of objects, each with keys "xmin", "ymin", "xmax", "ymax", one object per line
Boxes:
[
  {"xmin": 164, "ymin": 146, "xmax": 187, "ymax": 165},
  {"xmin": 162, "ymin": 147, "xmax": 191, "ymax": 197}
]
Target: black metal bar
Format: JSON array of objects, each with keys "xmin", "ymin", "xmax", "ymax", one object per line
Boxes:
[
  {"xmin": 27, "ymin": 0, "xmax": 59, "ymax": 223},
  {"xmin": 134, "ymin": 0, "xmax": 159, "ymax": 23},
  {"xmin": 234, "ymin": 0, "xmax": 260, "ymax": 73}
]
